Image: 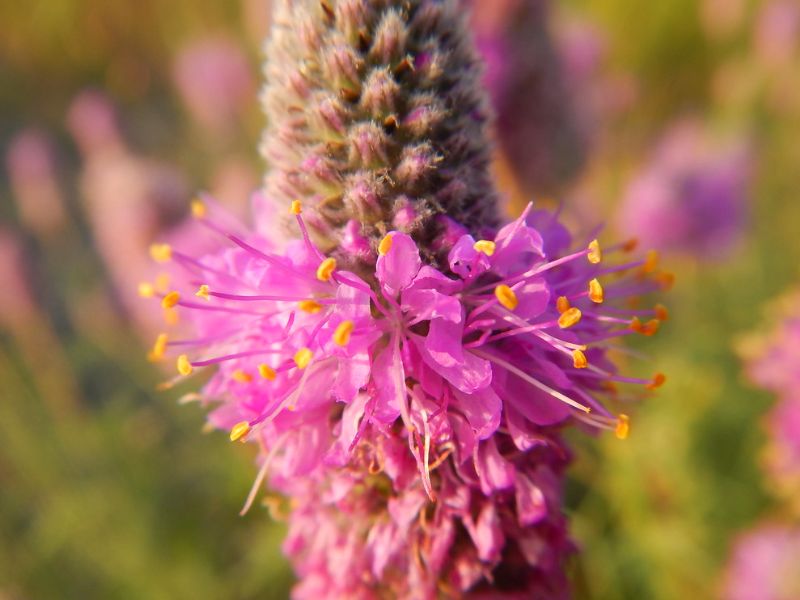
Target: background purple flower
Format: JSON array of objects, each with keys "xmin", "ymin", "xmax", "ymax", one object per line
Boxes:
[
  {"xmin": 616, "ymin": 119, "xmax": 753, "ymax": 261},
  {"xmin": 5, "ymin": 129, "xmax": 67, "ymax": 238},
  {"xmin": 172, "ymin": 35, "xmax": 256, "ymax": 136},
  {"xmin": 739, "ymin": 290, "xmax": 800, "ymax": 512},
  {"xmin": 723, "ymin": 524, "xmax": 800, "ymax": 600},
  {"xmin": 466, "ymin": 0, "xmax": 585, "ymax": 198}
]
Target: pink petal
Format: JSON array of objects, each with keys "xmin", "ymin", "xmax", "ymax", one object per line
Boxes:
[
  {"xmin": 474, "ymin": 437, "xmax": 516, "ymax": 494},
  {"xmin": 464, "ymin": 502, "xmax": 504, "ymax": 562},
  {"xmin": 516, "ymin": 473, "xmax": 548, "ymax": 526},
  {"xmin": 376, "ymin": 231, "xmax": 421, "ymax": 294},
  {"xmin": 453, "ymin": 386, "xmax": 501, "ymax": 440}
]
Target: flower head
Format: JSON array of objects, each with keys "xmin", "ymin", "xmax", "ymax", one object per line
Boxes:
[
  {"xmin": 144, "ymin": 1, "xmax": 667, "ymax": 595},
  {"xmin": 146, "ymin": 196, "xmax": 667, "ymax": 594}
]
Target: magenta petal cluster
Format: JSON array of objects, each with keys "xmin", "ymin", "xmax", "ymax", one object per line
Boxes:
[{"xmin": 143, "ymin": 196, "xmax": 667, "ymax": 597}]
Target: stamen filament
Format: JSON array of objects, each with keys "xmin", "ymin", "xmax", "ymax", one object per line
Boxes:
[{"xmin": 472, "ymin": 349, "xmax": 591, "ymax": 413}]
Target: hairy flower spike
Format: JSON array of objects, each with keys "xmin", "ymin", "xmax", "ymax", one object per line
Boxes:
[{"xmin": 261, "ymin": 0, "xmax": 499, "ymax": 257}]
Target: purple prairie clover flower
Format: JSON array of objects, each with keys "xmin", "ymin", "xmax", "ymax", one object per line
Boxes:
[
  {"xmin": 739, "ymin": 290, "xmax": 800, "ymax": 511},
  {"xmin": 5, "ymin": 129, "xmax": 67, "ymax": 237},
  {"xmin": 723, "ymin": 524, "xmax": 800, "ymax": 600},
  {"xmin": 617, "ymin": 120, "xmax": 753, "ymax": 261},
  {"xmin": 144, "ymin": 0, "xmax": 668, "ymax": 595},
  {"xmin": 763, "ymin": 399, "xmax": 800, "ymax": 511},
  {"xmin": 0, "ymin": 227, "xmax": 36, "ymax": 328},
  {"xmin": 172, "ymin": 36, "xmax": 255, "ymax": 135},
  {"xmin": 465, "ymin": 0, "xmax": 585, "ymax": 196},
  {"xmin": 754, "ymin": 0, "xmax": 800, "ymax": 70},
  {"xmin": 144, "ymin": 196, "xmax": 668, "ymax": 595}
]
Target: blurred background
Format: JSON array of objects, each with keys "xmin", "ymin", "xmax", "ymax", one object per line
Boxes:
[{"xmin": 1, "ymin": 0, "xmax": 799, "ymax": 598}]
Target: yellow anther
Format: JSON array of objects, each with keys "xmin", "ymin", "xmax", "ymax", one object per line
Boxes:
[
  {"xmin": 622, "ymin": 238, "xmax": 639, "ymax": 252},
  {"xmin": 656, "ymin": 271, "xmax": 675, "ymax": 290},
  {"xmin": 572, "ymin": 349, "xmax": 588, "ymax": 369},
  {"xmin": 646, "ymin": 373, "xmax": 666, "ymax": 390},
  {"xmin": 298, "ymin": 299, "xmax": 323, "ymax": 314},
  {"xmin": 191, "ymin": 199, "xmax": 206, "ymax": 218},
  {"xmin": 642, "ymin": 319, "xmax": 661, "ymax": 336},
  {"xmin": 162, "ymin": 291, "xmax": 180, "ymax": 309},
  {"xmin": 378, "ymin": 234, "xmax": 393, "ymax": 256},
  {"xmin": 589, "ymin": 278, "xmax": 604, "ymax": 304},
  {"xmin": 333, "ymin": 320, "xmax": 354, "ymax": 346},
  {"xmin": 149, "ymin": 243, "xmax": 172, "ymax": 263},
  {"xmin": 473, "ymin": 240, "xmax": 496, "ymax": 256},
  {"xmin": 558, "ymin": 307, "xmax": 582, "ymax": 329},
  {"xmin": 587, "ymin": 239, "xmax": 602, "ymax": 264},
  {"xmin": 643, "ymin": 249, "xmax": 659, "ymax": 274},
  {"xmin": 291, "ymin": 200, "xmax": 303, "ymax": 215},
  {"xmin": 495, "ymin": 284, "xmax": 519, "ymax": 311},
  {"xmin": 258, "ymin": 364, "xmax": 277, "ymax": 381},
  {"xmin": 556, "ymin": 296, "xmax": 571, "ymax": 314},
  {"xmin": 163, "ymin": 307, "xmax": 179, "ymax": 326},
  {"xmin": 155, "ymin": 273, "xmax": 171, "ymax": 292},
  {"xmin": 294, "ymin": 348, "xmax": 313, "ymax": 369},
  {"xmin": 615, "ymin": 414, "xmax": 630, "ymax": 440},
  {"xmin": 316, "ymin": 257, "xmax": 337, "ymax": 282},
  {"xmin": 233, "ymin": 370, "xmax": 253, "ymax": 383},
  {"xmin": 177, "ymin": 354, "xmax": 193, "ymax": 376},
  {"xmin": 630, "ymin": 316, "xmax": 644, "ymax": 333},
  {"xmin": 654, "ymin": 304, "xmax": 670, "ymax": 322},
  {"xmin": 147, "ymin": 333, "xmax": 168, "ymax": 362},
  {"xmin": 138, "ymin": 282, "xmax": 155, "ymax": 298},
  {"xmin": 196, "ymin": 284, "xmax": 210, "ymax": 301},
  {"xmin": 230, "ymin": 421, "xmax": 251, "ymax": 443}
]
